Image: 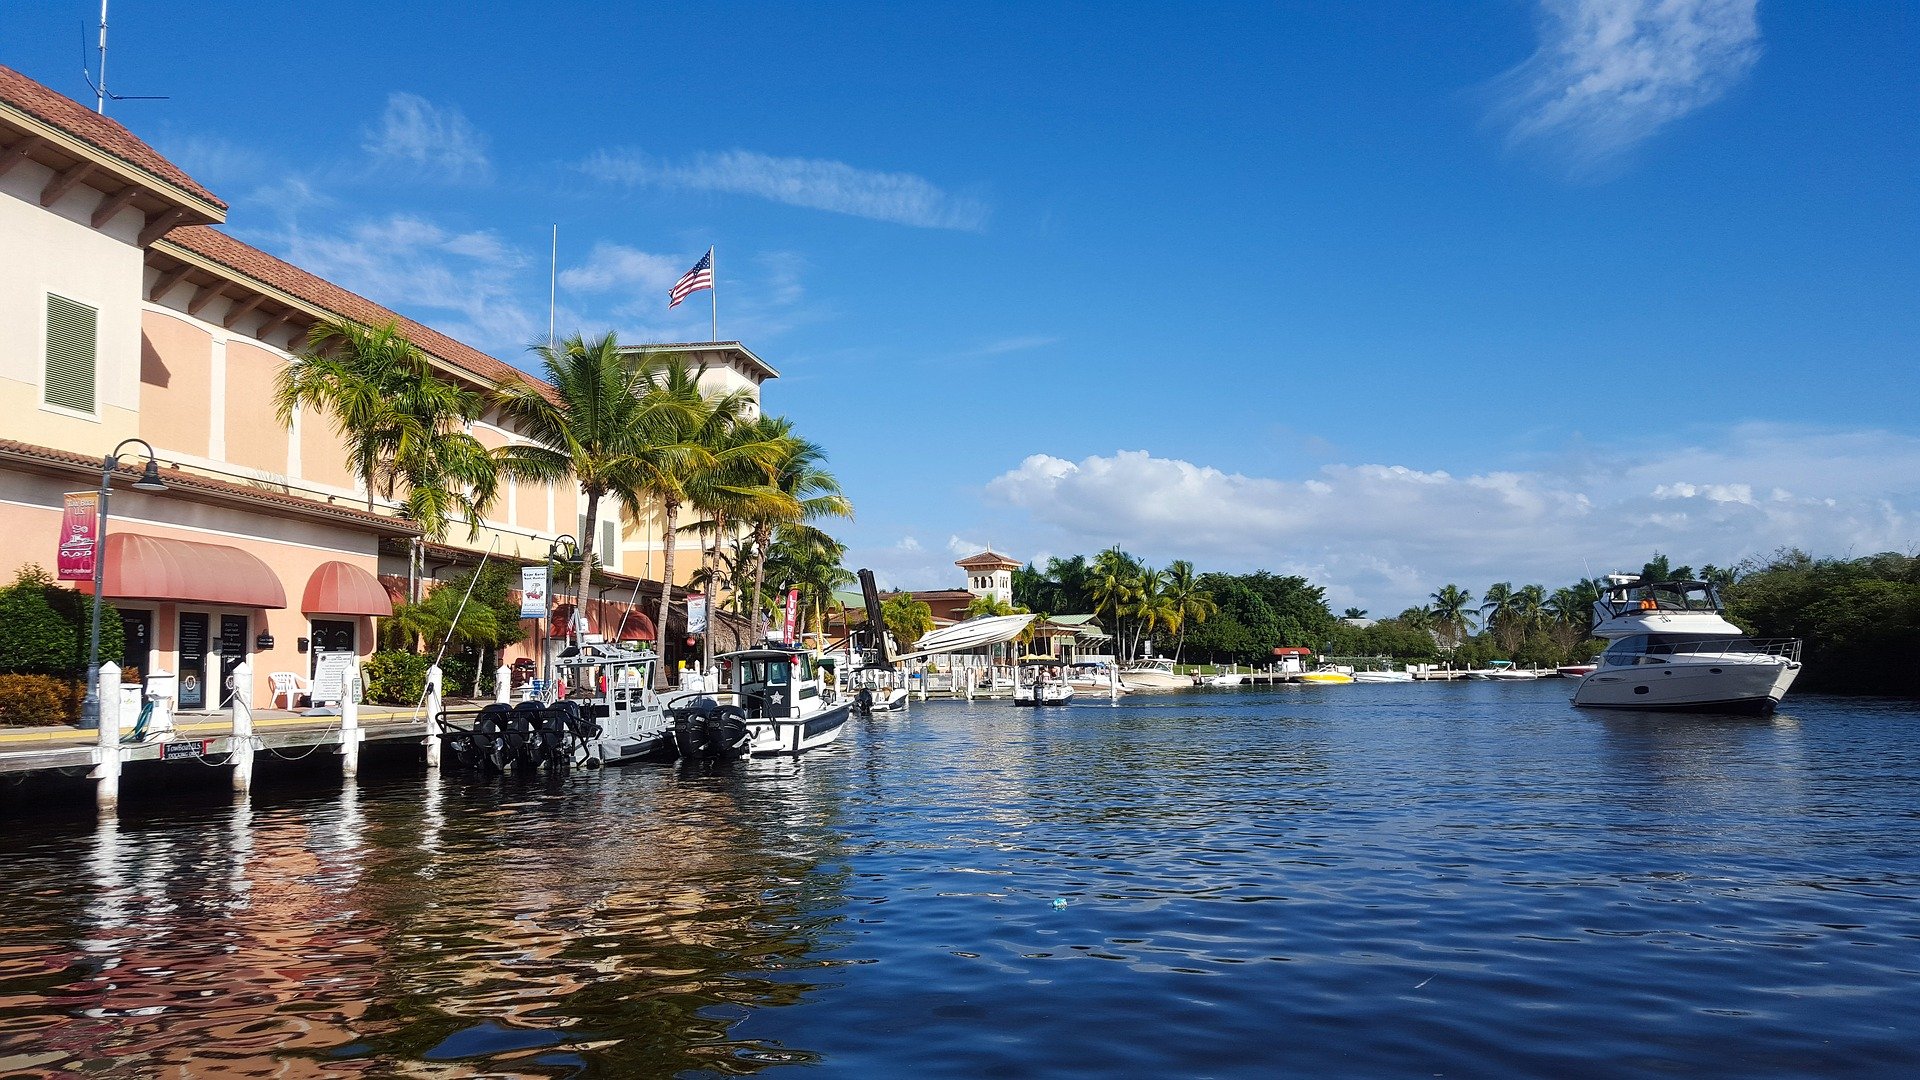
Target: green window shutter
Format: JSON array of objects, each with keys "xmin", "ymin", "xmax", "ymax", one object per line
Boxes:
[{"xmin": 45, "ymin": 295, "xmax": 98, "ymax": 412}]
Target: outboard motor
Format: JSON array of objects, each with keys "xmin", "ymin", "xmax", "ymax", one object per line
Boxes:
[
  {"xmin": 670, "ymin": 696, "xmax": 720, "ymax": 761},
  {"xmin": 853, "ymin": 688, "xmax": 875, "ymax": 716},
  {"xmin": 704, "ymin": 705, "xmax": 753, "ymax": 759}
]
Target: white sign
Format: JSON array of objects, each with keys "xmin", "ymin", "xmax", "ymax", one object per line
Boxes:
[
  {"xmin": 687, "ymin": 596, "xmax": 708, "ymax": 635},
  {"xmin": 311, "ymin": 651, "xmax": 358, "ymax": 706},
  {"xmin": 520, "ymin": 566, "xmax": 549, "ymax": 618}
]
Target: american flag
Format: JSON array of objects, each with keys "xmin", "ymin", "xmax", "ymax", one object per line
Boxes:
[{"xmin": 669, "ymin": 249, "xmax": 713, "ymax": 308}]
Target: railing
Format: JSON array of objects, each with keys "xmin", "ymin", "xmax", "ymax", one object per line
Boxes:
[{"xmin": 1616, "ymin": 637, "xmax": 1801, "ymax": 663}]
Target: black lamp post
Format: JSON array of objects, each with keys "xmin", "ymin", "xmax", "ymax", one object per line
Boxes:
[{"xmin": 81, "ymin": 438, "xmax": 166, "ymax": 729}]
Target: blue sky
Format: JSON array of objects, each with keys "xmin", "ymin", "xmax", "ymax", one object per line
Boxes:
[{"xmin": 8, "ymin": 2, "xmax": 1916, "ymax": 612}]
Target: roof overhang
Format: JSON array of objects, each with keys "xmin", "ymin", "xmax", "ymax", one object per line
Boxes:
[
  {"xmin": 0, "ymin": 105, "xmax": 224, "ymax": 229},
  {"xmin": 620, "ymin": 341, "xmax": 779, "ymax": 382}
]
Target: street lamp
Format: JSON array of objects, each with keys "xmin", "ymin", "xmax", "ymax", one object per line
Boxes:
[{"xmin": 81, "ymin": 438, "xmax": 166, "ymax": 729}]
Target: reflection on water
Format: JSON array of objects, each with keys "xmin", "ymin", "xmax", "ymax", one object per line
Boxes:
[
  {"xmin": 2, "ymin": 682, "xmax": 1918, "ymax": 1077},
  {"xmin": 0, "ymin": 764, "xmax": 852, "ymax": 1076}
]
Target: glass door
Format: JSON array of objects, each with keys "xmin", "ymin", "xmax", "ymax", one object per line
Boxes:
[{"xmin": 178, "ymin": 613, "xmax": 208, "ymax": 710}]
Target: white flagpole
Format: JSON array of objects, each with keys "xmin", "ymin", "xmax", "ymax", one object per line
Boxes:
[
  {"xmin": 709, "ymin": 246, "xmax": 718, "ymax": 342},
  {"xmin": 547, "ymin": 224, "xmax": 558, "ymax": 351}
]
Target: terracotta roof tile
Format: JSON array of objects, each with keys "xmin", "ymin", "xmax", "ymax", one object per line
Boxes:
[
  {"xmin": 0, "ymin": 438, "xmax": 420, "ymax": 536},
  {"xmin": 0, "ymin": 64, "xmax": 224, "ymax": 209},
  {"xmin": 163, "ymin": 225, "xmax": 536, "ymax": 390}
]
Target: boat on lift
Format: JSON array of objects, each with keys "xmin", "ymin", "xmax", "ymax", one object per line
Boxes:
[{"xmin": 1572, "ymin": 575, "xmax": 1801, "ymax": 713}]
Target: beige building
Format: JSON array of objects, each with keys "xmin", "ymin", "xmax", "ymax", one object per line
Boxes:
[{"xmin": 0, "ymin": 65, "xmax": 774, "ymax": 711}]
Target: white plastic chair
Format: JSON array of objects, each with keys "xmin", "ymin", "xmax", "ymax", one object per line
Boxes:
[{"xmin": 268, "ymin": 671, "xmax": 311, "ymax": 709}]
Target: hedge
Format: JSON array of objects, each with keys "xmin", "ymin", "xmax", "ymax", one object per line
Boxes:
[{"xmin": 0, "ymin": 674, "xmax": 82, "ymax": 727}]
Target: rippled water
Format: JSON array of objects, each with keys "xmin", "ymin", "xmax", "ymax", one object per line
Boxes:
[{"xmin": 3, "ymin": 681, "xmax": 1918, "ymax": 1077}]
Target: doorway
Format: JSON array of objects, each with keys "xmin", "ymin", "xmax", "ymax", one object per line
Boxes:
[
  {"xmin": 178, "ymin": 613, "xmax": 208, "ymax": 710},
  {"xmin": 119, "ymin": 610, "xmax": 151, "ymax": 689},
  {"xmin": 218, "ymin": 615, "xmax": 248, "ymax": 707}
]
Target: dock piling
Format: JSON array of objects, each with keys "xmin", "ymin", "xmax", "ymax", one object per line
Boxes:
[
  {"xmin": 230, "ymin": 660, "xmax": 254, "ymax": 792},
  {"xmin": 494, "ymin": 664, "xmax": 511, "ymax": 705},
  {"xmin": 94, "ymin": 662, "xmax": 122, "ymax": 810},
  {"xmin": 341, "ymin": 658, "xmax": 361, "ymax": 777},
  {"xmin": 424, "ymin": 664, "xmax": 443, "ymax": 771}
]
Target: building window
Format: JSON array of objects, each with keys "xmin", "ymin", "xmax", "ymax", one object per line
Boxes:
[{"xmin": 45, "ymin": 294, "xmax": 97, "ymax": 413}]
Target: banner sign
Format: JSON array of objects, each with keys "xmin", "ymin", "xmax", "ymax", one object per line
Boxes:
[
  {"xmin": 782, "ymin": 587, "xmax": 799, "ymax": 645},
  {"xmin": 58, "ymin": 491, "xmax": 99, "ymax": 581},
  {"xmin": 687, "ymin": 596, "xmax": 708, "ymax": 635},
  {"xmin": 520, "ymin": 566, "xmax": 549, "ymax": 618}
]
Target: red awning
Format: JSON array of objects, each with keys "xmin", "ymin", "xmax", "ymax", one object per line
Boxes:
[
  {"xmin": 548, "ymin": 603, "xmax": 594, "ymax": 638},
  {"xmin": 611, "ymin": 610, "xmax": 655, "ymax": 642},
  {"xmin": 97, "ymin": 533, "xmax": 287, "ymax": 609},
  {"xmin": 302, "ymin": 560, "xmax": 392, "ymax": 617},
  {"xmin": 1273, "ymin": 646, "xmax": 1313, "ymax": 656}
]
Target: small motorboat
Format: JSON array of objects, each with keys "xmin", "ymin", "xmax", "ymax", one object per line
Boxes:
[
  {"xmin": 1119, "ymin": 657, "xmax": 1189, "ymax": 691},
  {"xmin": 1300, "ymin": 668, "xmax": 1353, "ymax": 685},
  {"xmin": 1012, "ymin": 658, "xmax": 1075, "ymax": 707},
  {"xmin": 662, "ymin": 646, "xmax": 851, "ymax": 756}
]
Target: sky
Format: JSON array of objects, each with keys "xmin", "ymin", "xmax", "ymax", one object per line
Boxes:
[{"xmin": 7, "ymin": 1, "xmax": 1916, "ymax": 613}]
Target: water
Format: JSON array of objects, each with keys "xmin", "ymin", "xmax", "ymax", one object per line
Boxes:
[{"xmin": 2, "ymin": 681, "xmax": 1917, "ymax": 1077}]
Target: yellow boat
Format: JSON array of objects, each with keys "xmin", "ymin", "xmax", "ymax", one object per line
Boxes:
[{"xmin": 1299, "ymin": 671, "xmax": 1353, "ymax": 685}]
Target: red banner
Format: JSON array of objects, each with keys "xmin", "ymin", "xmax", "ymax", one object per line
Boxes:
[
  {"xmin": 782, "ymin": 587, "xmax": 799, "ymax": 645},
  {"xmin": 57, "ymin": 491, "xmax": 98, "ymax": 582}
]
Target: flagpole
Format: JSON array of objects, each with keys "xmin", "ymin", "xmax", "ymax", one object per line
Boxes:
[
  {"xmin": 547, "ymin": 224, "xmax": 558, "ymax": 351},
  {"xmin": 709, "ymin": 246, "xmax": 718, "ymax": 342}
]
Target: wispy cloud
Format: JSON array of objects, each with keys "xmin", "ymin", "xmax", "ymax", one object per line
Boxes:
[
  {"xmin": 581, "ymin": 148, "xmax": 989, "ymax": 230},
  {"xmin": 973, "ymin": 335, "xmax": 1060, "ymax": 356},
  {"xmin": 280, "ymin": 214, "xmax": 535, "ymax": 357},
  {"xmin": 363, "ymin": 93, "xmax": 492, "ymax": 182},
  {"xmin": 981, "ymin": 424, "xmax": 1920, "ymax": 611},
  {"xmin": 1495, "ymin": 0, "xmax": 1761, "ymax": 170},
  {"xmin": 558, "ymin": 243, "xmax": 687, "ymax": 294}
]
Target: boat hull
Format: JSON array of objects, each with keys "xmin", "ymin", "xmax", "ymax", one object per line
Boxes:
[
  {"xmin": 1299, "ymin": 673, "xmax": 1353, "ymax": 685},
  {"xmin": 1119, "ymin": 672, "xmax": 1190, "ymax": 691},
  {"xmin": 1573, "ymin": 659, "xmax": 1800, "ymax": 714},
  {"xmin": 1351, "ymin": 671, "xmax": 1412, "ymax": 683},
  {"xmin": 1013, "ymin": 687, "xmax": 1076, "ymax": 706},
  {"xmin": 748, "ymin": 701, "xmax": 852, "ymax": 756}
]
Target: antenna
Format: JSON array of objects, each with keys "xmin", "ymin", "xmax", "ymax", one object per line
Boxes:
[{"xmin": 81, "ymin": 2, "xmax": 168, "ymax": 115}]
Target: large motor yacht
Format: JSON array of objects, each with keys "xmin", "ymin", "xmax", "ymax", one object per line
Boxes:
[{"xmin": 1572, "ymin": 575, "xmax": 1801, "ymax": 714}]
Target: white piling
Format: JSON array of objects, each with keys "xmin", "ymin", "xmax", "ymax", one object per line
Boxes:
[
  {"xmin": 340, "ymin": 656, "xmax": 361, "ymax": 778},
  {"xmin": 424, "ymin": 664, "xmax": 443, "ymax": 771},
  {"xmin": 230, "ymin": 660, "xmax": 254, "ymax": 792},
  {"xmin": 964, "ymin": 665, "xmax": 974, "ymax": 701},
  {"xmin": 94, "ymin": 662, "xmax": 122, "ymax": 810},
  {"xmin": 494, "ymin": 664, "xmax": 511, "ymax": 705}
]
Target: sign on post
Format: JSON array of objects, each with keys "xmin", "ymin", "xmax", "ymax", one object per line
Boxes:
[
  {"xmin": 783, "ymin": 587, "xmax": 799, "ymax": 644},
  {"xmin": 58, "ymin": 491, "xmax": 98, "ymax": 581},
  {"xmin": 310, "ymin": 651, "xmax": 357, "ymax": 706},
  {"xmin": 687, "ymin": 596, "xmax": 708, "ymax": 635},
  {"xmin": 520, "ymin": 566, "xmax": 549, "ymax": 619}
]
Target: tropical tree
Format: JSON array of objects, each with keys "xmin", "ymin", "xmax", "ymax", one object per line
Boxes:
[
  {"xmin": 275, "ymin": 318, "xmax": 497, "ymax": 598},
  {"xmin": 1429, "ymin": 584, "xmax": 1477, "ymax": 650},
  {"xmin": 736, "ymin": 415, "xmax": 853, "ymax": 637},
  {"xmin": 683, "ymin": 417, "xmax": 800, "ymax": 662},
  {"xmin": 1090, "ymin": 548, "xmax": 1145, "ymax": 659},
  {"xmin": 493, "ymin": 332, "xmax": 673, "ymax": 620},
  {"xmin": 1163, "ymin": 560, "xmax": 1217, "ymax": 664},
  {"xmin": 626, "ymin": 358, "xmax": 763, "ymax": 674},
  {"xmin": 881, "ymin": 593, "xmax": 935, "ymax": 653},
  {"xmin": 1480, "ymin": 582, "xmax": 1520, "ymax": 652},
  {"xmin": 763, "ymin": 527, "xmax": 854, "ymax": 637}
]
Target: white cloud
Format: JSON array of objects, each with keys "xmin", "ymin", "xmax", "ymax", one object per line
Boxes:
[
  {"xmin": 983, "ymin": 425, "xmax": 1920, "ymax": 612},
  {"xmin": 895, "ymin": 537, "xmax": 922, "ymax": 552},
  {"xmin": 947, "ymin": 535, "xmax": 986, "ymax": 556},
  {"xmin": 581, "ymin": 148, "xmax": 988, "ymax": 230},
  {"xmin": 280, "ymin": 214, "xmax": 535, "ymax": 358},
  {"xmin": 558, "ymin": 243, "xmax": 686, "ymax": 294},
  {"xmin": 973, "ymin": 335, "xmax": 1060, "ymax": 356},
  {"xmin": 1495, "ymin": 0, "xmax": 1761, "ymax": 169},
  {"xmin": 363, "ymin": 93, "xmax": 492, "ymax": 181}
]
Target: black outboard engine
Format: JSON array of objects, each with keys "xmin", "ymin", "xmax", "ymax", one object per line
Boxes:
[
  {"xmin": 704, "ymin": 705, "xmax": 753, "ymax": 759},
  {"xmin": 853, "ymin": 688, "xmax": 875, "ymax": 716},
  {"xmin": 670, "ymin": 696, "xmax": 719, "ymax": 760}
]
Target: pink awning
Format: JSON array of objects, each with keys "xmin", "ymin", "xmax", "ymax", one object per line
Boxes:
[
  {"xmin": 97, "ymin": 533, "xmax": 287, "ymax": 609},
  {"xmin": 302, "ymin": 560, "xmax": 392, "ymax": 617}
]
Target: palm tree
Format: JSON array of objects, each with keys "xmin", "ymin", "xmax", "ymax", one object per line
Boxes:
[
  {"xmin": 625, "ymin": 358, "xmax": 762, "ymax": 675},
  {"xmin": 1163, "ymin": 560, "xmax": 1217, "ymax": 664},
  {"xmin": 1509, "ymin": 584, "xmax": 1548, "ymax": 651},
  {"xmin": 737, "ymin": 415, "xmax": 853, "ymax": 637},
  {"xmin": 685, "ymin": 419, "xmax": 800, "ymax": 661},
  {"xmin": 1429, "ymin": 584, "xmax": 1477, "ymax": 649},
  {"xmin": 1126, "ymin": 566, "xmax": 1171, "ymax": 659},
  {"xmin": 1479, "ymin": 582, "xmax": 1518, "ymax": 650},
  {"xmin": 882, "ymin": 593, "xmax": 934, "ymax": 653},
  {"xmin": 763, "ymin": 527, "xmax": 854, "ymax": 638},
  {"xmin": 1090, "ymin": 548, "xmax": 1143, "ymax": 659},
  {"xmin": 275, "ymin": 318, "xmax": 496, "ymax": 598},
  {"xmin": 492, "ymin": 332, "xmax": 671, "ymax": 624}
]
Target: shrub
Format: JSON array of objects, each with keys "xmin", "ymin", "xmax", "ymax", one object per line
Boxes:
[
  {"xmin": 0, "ymin": 674, "xmax": 81, "ymax": 727},
  {"xmin": 0, "ymin": 565, "xmax": 123, "ymax": 676},
  {"xmin": 362, "ymin": 650, "xmax": 429, "ymax": 705}
]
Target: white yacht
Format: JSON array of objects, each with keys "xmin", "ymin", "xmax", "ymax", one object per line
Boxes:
[
  {"xmin": 1118, "ymin": 657, "xmax": 1190, "ymax": 691},
  {"xmin": 1572, "ymin": 575, "xmax": 1801, "ymax": 713}
]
